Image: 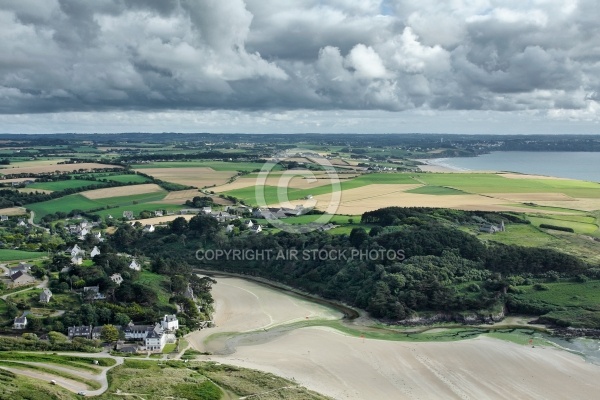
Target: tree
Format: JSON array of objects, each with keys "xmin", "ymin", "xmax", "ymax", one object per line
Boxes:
[
  {"xmin": 28, "ymin": 317, "xmax": 43, "ymax": 331},
  {"xmin": 114, "ymin": 313, "xmax": 131, "ymax": 326},
  {"xmin": 170, "ymin": 217, "xmax": 188, "ymax": 233},
  {"xmin": 100, "ymin": 324, "xmax": 119, "ymax": 343},
  {"xmin": 48, "ymin": 331, "xmax": 68, "ymax": 344}
]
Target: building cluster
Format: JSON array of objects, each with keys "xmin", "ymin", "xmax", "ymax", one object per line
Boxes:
[
  {"xmin": 65, "ymin": 314, "xmax": 179, "ymax": 353},
  {"xmin": 6, "ymin": 262, "xmax": 36, "ymax": 288},
  {"xmin": 67, "ymin": 219, "xmax": 103, "ymax": 241}
]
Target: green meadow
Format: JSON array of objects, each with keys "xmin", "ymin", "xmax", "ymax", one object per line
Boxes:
[
  {"xmin": 0, "ymin": 250, "xmax": 45, "ymax": 261},
  {"xmin": 27, "ymin": 191, "xmax": 170, "ymax": 221},
  {"xmin": 415, "ymin": 173, "xmax": 600, "ymax": 197},
  {"xmin": 225, "ymin": 173, "xmax": 418, "ymax": 204},
  {"xmin": 527, "ymin": 215, "xmax": 599, "ymax": 234},
  {"xmin": 103, "ymin": 174, "xmax": 152, "ymax": 183},
  {"xmin": 27, "ymin": 179, "xmax": 105, "ymax": 191}
]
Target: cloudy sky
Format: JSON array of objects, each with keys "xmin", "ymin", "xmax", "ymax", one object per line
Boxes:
[{"xmin": 1, "ymin": 0, "xmax": 599, "ymax": 134}]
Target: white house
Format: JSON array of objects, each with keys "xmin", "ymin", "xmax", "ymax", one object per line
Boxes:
[
  {"xmin": 201, "ymin": 207, "xmax": 212, "ymax": 214},
  {"xmin": 123, "ymin": 323, "xmax": 153, "ymax": 340},
  {"xmin": 40, "ymin": 288, "xmax": 52, "ymax": 303},
  {"xmin": 129, "ymin": 259, "xmax": 141, "ymax": 271},
  {"xmin": 90, "ymin": 246, "xmax": 101, "ymax": 258},
  {"xmin": 161, "ymin": 315, "xmax": 179, "ymax": 331},
  {"xmin": 77, "ymin": 228, "xmax": 89, "ymax": 240},
  {"xmin": 71, "ymin": 255, "xmax": 83, "ymax": 265},
  {"xmin": 69, "ymin": 244, "xmax": 84, "ymax": 258},
  {"xmin": 251, "ymin": 224, "xmax": 263, "ymax": 233},
  {"xmin": 123, "ymin": 211, "xmax": 134, "ymax": 220},
  {"xmin": 144, "ymin": 324, "xmax": 167, "ymax": 352},
  {"xmin": 17, "ymin": 219, "xmax": 27, "ymax": 227},
  {"xmin": 110, "ymin": 273, "xmax": 123, "ymax": 285},
  {"xmin": 0, "ymin": 215, "xmax": 8, "ymax": 222},
  {"xmin": 13, "ymin": 316, "xmax": 27, "ymax": 329},
  {"xmin": 142, "ymin": 224, "xmax": 155, "ymax": 233},
  {"xmin": 244, "ymin": 219, "xmax": 254, "ymax": 228},
  {"xmin": 154, "ymin": 210, "xmax": 163, "ymax": 217},
  {"xmin": 225, "ymin": 224, "xmax": 235, "ymax": 233}
]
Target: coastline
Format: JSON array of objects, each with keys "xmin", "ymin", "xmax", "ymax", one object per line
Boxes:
[
  {"xmin": 414, "ymin": 158, "xmax": 472, "ymax": 173},
  {"xmin": 187, "ymin": 275, "xmax": 600, "ymax": 400}
]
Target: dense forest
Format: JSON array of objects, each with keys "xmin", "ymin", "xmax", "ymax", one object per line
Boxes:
[{"xmin": 108, "ymin": 208, "xmax": 593, "ymax": 322}]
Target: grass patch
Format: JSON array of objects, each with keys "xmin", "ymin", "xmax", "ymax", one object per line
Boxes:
[
  {"xmin": 0, "ymin": 250, "xmax": 45, "ymax": 262},
  {"xmin": 27, "ymin": 180, "xmax": 106, "ymax": 191},
  {"xmin": 415, "ymin": 173, "xmax": 600, "ymax": 197},
  {"xmin": 527, "ymin": 215, "xmax": 598, "ymax": 234},
  {"xmin": 162, "ymin": 343, "xmax": 177, "ymax": 354},
  {"xmin": 103, "ymin": 174, "xmax": 151, "ymax": 184},
  {"xmin": 27, "ymin": 194, "xmax": 105, "ymax": 221},
  {"xmin": 406, "ymin": 185, "xmax": 466, "ymax": 195}
]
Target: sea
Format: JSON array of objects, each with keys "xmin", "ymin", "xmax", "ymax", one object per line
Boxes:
[{"xmin": 428, "ymin": 152, "xmax": 600, "ymax": 183}]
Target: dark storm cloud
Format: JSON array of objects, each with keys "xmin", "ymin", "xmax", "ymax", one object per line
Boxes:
[{"xmin": 0, "ymin": 0, "xmax": 598, "ymax": 117}]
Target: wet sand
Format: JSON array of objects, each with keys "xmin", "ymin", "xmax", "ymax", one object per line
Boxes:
[{"xmin": 187, "ymin": 276, "xmax": 600, "ymax": 400}]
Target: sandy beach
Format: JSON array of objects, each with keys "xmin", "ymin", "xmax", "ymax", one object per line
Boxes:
[{"xmin": 187, "ymin": 276, "xmax": 600, "ymax": 400}]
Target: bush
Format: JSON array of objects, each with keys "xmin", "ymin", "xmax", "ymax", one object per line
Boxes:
[
  {"xmin": 539, "ymin": 224, "xmax": 575, "ymax": 233},
  {"xmin": 533, "ymin": 283, "xmax": 550, "ymax": 291}
]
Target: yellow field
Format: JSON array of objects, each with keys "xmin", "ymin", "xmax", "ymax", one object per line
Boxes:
[
  {"xmin": 0, "ymin": 207, "xmax": 26, "ymax": 216},
  {"xmin": 484, "ymin": 193, "xmax": 575, "ymax": 202},
  {"xmin": 81, "ymin": 183, "xmax": 164, "ymax": 200},
  {"xmin": 535, "ymin": 198, "xmax": 600, "ymax": 211},
  {"xmin": 0, "ymin": 159, "xmax": 69, "ymax": 168},
  {"xmin": 0, "ymin": 163, "xmax": 121, "ymax": 175},
  {"xmin": 135, "ymin": 167, "xmax": 237, "ymax": 188},
  {"xmin": 282, "ymin": 184, "xmax": 564, "ymax": 214},
  {"xmin": 214, "ymin": 172, "xmax": 338, "ymax": 192},
  {"xmin": 499, "ymin": 173, "xmax": 574, "ymax": 180}
]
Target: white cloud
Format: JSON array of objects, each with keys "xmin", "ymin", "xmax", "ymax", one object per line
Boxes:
[
  {"xmin": 0, "ymin": 0, "xmax": 597, "ymax": 133},
  {"xmin": 345, "ymin": 44, "xmax": 389, "ymax": 79}
]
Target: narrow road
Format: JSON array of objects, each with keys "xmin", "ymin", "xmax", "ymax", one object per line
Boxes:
[
  {"xmin": 0, "ymin": 276, "xmax": 48, "ymax": 301},
  {"xmin": 28, "ymin": 210, "xmax": 49, "ymax": 232},
  {"xmin": 1, "ymin": 352, "xmax": 125, "ymax": 396}
]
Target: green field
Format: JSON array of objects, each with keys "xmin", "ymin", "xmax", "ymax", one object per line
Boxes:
[
  {"xmin": 27, "ymin": 180, "xmax": 105, "ymax": 191},
  {"xmin": 226, "ymin": 173, "xmax": 418, "ymax": 205},
  {"xmin": 27, "ymin": 195, "xmax": 104, "ymax": 220},
  {"xmin": 528, "ymin": 215, "xmax": 599, "ymax": 234},
  {"xmin": 103, "ymin": 174, "xmax": 152, "ymax": 183},
  {"xmin": 406, "ymin": 185, "xmax": 466, "ymax": 195},
  {"xmin": 415, "ymin": 173, "xmax": 600, "ymax": 197},
  {"xmin": 0, "ymin": 250, "xmax": 45, "ymax": 262},
  {"xmin": 27, "ymin": 190, "xmax": 169, "ymax": 221},
  {"xmin": 518, "ymin": 280, "xmax": 600, "ymax": 308}
]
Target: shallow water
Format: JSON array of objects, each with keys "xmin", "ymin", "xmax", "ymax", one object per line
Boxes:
[{"xmin": 431, "ymin": 151, "xmax": 600, "ymax": 182}]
